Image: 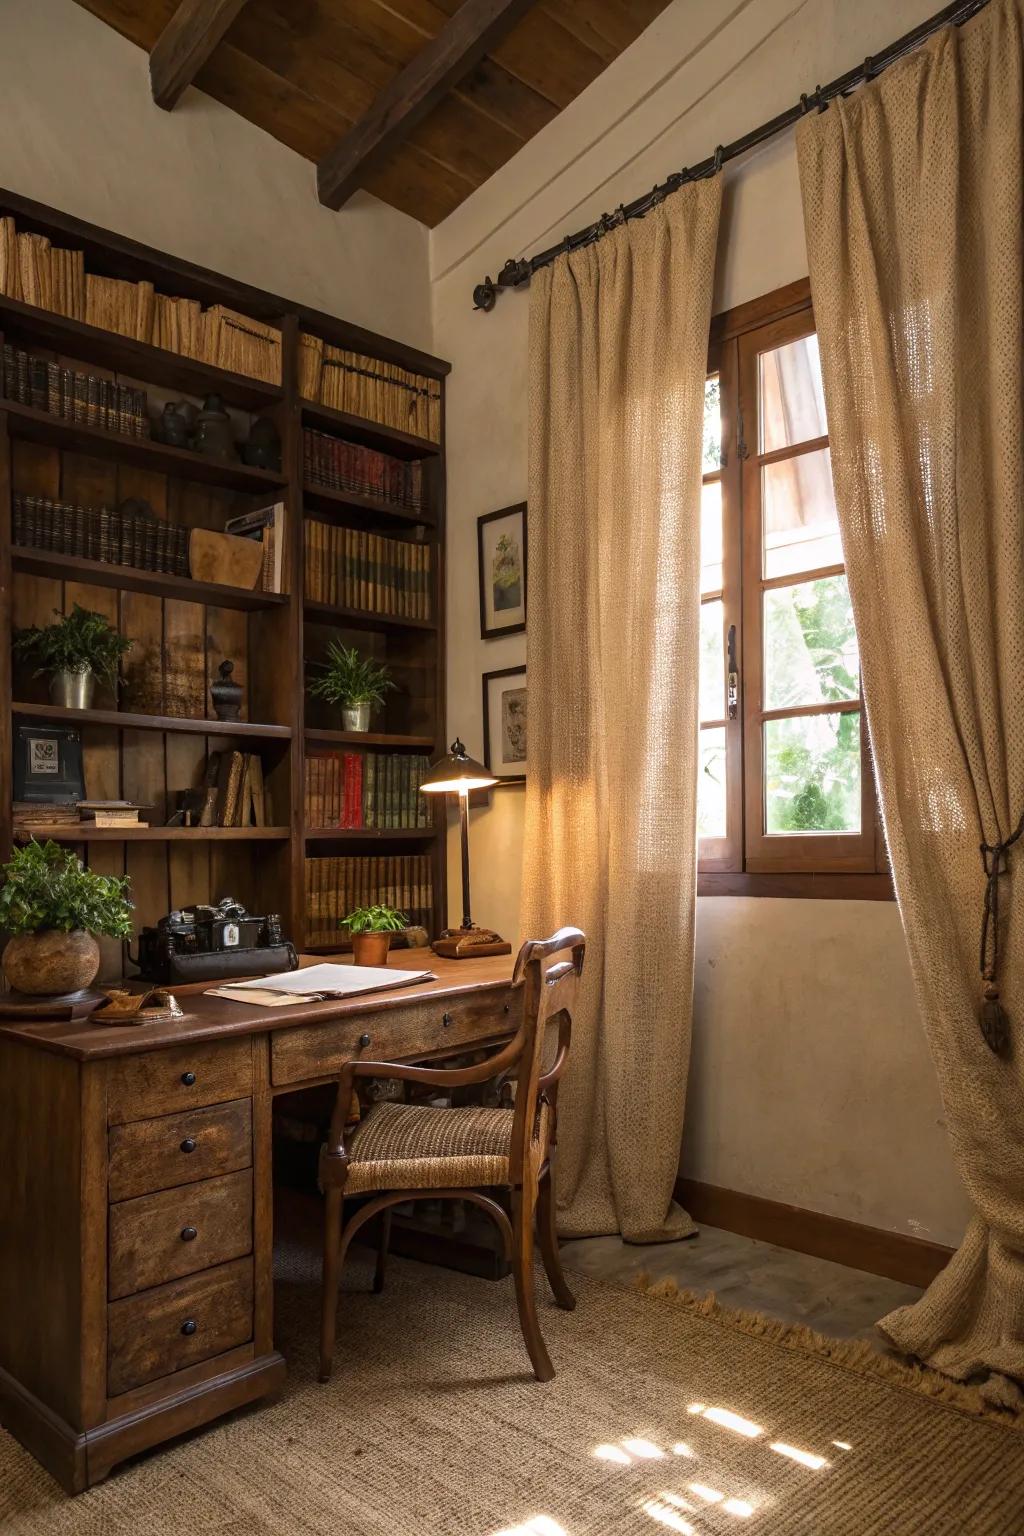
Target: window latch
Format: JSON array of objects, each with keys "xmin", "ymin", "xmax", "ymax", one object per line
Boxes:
[{"xmin": 727, "ymin": 624, "xmax": 739, "ymax": 719}]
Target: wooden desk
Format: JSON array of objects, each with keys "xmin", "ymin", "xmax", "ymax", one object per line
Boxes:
[{"xmin": 0, "ymin": 950, "xmax": 517, "ymax": 1493}]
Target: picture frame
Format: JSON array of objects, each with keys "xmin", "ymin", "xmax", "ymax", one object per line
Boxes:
[
  {"xmin": 13, "ymin": 720, "xmax": 85, "ymax": 803},
  {"xmin": 482, "ymin": 666, "xmax": 528, "ymax": 784},
  {"xmin": 477, "ymin": 502, "xmax": 527, "ymax": 639}
]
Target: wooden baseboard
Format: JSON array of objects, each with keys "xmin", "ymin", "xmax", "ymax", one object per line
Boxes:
[{"xmin": 676, "ymin": 1178, "xmax": 953, "ymax": 1290}]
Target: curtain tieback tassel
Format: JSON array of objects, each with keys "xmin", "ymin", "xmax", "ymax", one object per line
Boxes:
[{"xmin": 979, "ymin": 812, "xmax": 1024, "ymax": 1056}]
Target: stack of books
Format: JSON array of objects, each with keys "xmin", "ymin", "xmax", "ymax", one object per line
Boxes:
[
  {"xmin": 13, "ymin": 802, "xmax": 80, "ymax": 838},
  {"xmin": 0, "ymin": 219, "xmax": 86, "ymax": 318},
  {"xmin": 304, "ymin": 853, "xmax": 433, "ymax": 946},
  {"xmin": 13, "ymin": 493, "xmax": 190, "ymax": 576},
  {"xmin": 78, "ymin": 801, "xmax": 148, "ymax": 828},
  {"xmin": 304, "ymin": 523, "xmax": 431, "ymax": 619},
  {"xmin": 305, "ymin": 751, "xmax": 431, "ymax": 830},
  {"xmin": 2, "ymin": 345, "xmax": 149, "ymax": 437},
  {"xmin": 299, "ymin": 332, "xmax": 441, "ymax": 442},
  {"xmin": 303, "ymin": 428, "xmax": 425, "ymax": 513},
  {"xmin": 196, "ymin": 751, "xmax": 268, "ymax": 827},
  {"xmin": 224, "ymin": 502, "xmax": 286, "ymax": 594}
]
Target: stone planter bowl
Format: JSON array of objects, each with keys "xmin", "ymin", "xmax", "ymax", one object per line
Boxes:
[{"xmin": 2, "ymin": 929, "xmax": 101, "ymax": 995}]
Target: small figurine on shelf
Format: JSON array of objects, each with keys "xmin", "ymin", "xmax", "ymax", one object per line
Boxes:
[
  {"xmin": 152, "ymin": 399, "xmax": 195, "ymax": 449},
  {"xmin": 193, "ymin": 393, "xmax": 236, "ymax": 462},
  {"xmin": 210, "ymin": 659, "xmax": 243, "ymax": 721},
  {"xmin": 242, "ymin": 415, "xmax": 282, "ymax": 471}
]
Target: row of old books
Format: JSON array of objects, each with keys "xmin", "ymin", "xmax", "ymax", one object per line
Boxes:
[
  {"xmin": 13, "ymin": 493, "xmax": 190, "ymax": 576},
  {"xmin": 0, "ymin": 216, "xmax": 281, "ymax": 384},
  {"xmin": 305, "ymin": 854, "xmax": 433, "ymax": 946},
  {"xmin": 303, "ymin": 428, "xmax": 426, "ymax": 513},
  {"xmin": 305, "ymin": 752, "xmax": 431, "ymax": 830},
  {"xmin": 2, "ymin": 345, "xmax": 149, "ymax": 436},
  {"xmin": 304, "ymin": 523, "xmax": 431, "ymax": 619},
  {"xmin": 192, "ymin": 751, "xmax": 269, "ymax": 827},
  {"xmin": 300, "ymin": 333, "xmax": 441, "ymax": 443}
]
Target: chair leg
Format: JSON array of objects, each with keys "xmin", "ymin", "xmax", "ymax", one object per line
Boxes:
[
  {"xmin": 319, "ymin": 1188, "xmax": 344, "ymax": 1384},
  {"xmin": 373, "ymin": 1208, "xmax": 392, "ymax": 1294},
  {"xmin": 511, "ymin": 1187, "xmax": 555, "ymax": 1383},
  {"xmin": 536, "ymin": 1165, "xmax": 576, "ymax": 1311}
]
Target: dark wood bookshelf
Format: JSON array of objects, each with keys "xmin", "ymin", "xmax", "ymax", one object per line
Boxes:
[
  {"xmin": 11, "ymin": 548, "xmax": 289, "ymax": 612},
  {"xmin": 0, "ymin": 185, "xmax": 449, "ymax": 979},
  {"xmin": 3, "ymin": 399, "xmax": 287, "ymax": 493}
]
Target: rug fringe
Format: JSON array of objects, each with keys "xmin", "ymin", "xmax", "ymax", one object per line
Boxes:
[{"xmin": 631, "ymin": 1274, "xmax": 1022, "ymax": 1431}]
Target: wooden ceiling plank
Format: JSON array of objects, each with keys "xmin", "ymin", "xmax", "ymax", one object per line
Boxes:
[
  {"xmin": 316, "ymin": 0, "xmax": 542, "ymax": 211},
  {"xmin": 74, "ymin": 0, "xmax": 177, "ymax": 49},
  {"xmin": 540, "ymin": 0, "xmax": 645, "ymax": 59},
  {"xmin": 453, "ymin": 57, "xmax": 560, "ymax": 139},
  {"xmin": 150, "ymin": 0, "xmax": 252, "ymax": 109}
]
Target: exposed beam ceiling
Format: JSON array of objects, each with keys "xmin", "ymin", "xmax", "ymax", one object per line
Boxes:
[
  {"xmin": 150, "ymin": 0, "xmax": 251, "ymax": 110},
  {"xmin": 316, "ymin": 0, "xmax": 541, "ymax": 212}
]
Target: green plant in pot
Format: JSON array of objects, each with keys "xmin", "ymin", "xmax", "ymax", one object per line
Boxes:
[
  {"xmin": 14, "ymin": 604, "xmax": 133, "ymax": 709},
  {"xmin": 308, "ymin": 641, "xmax": 395, "ymax": 733},
  {"xmin": 342, "ymin": 903, "xmax": 408, "ymax": 967},
  {"xmin": 0, "ymin": 840, "xmax": 133, "ymax": 996}
]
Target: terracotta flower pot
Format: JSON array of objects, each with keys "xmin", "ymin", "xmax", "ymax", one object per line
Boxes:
[
  {"xmin": 2, "ymin": 929, "xmax": 101, "ymax": 996},
  {"xmin": 351, "ymin": 931, "xmax": 391, "ymax": 967}
]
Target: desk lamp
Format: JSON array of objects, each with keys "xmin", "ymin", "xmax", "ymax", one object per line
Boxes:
[{"xmin": 420, "ymin": 738, "xmax": 511, "ymax": 958}]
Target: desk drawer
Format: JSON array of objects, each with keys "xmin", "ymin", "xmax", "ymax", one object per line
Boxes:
[
  {"xmin": 107, "ymin": 1257, "xmax": 253, "ymax": 1398},
  {"xmin": 108, "ymin": 1169, "xmax": 253, "ymax": 1300},
  {"xmin": 106, "ymin": 1038, "xmax": 253, "ymax": 1126},
  {"xmin": 108, "ymin": 1099, "xmax": 252, "ymax": 1202},
  {"xmin": 271, "ymin": 988, "xmax": 517, "ymax": 1088}
]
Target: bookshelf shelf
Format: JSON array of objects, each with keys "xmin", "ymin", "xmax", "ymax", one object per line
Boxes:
[
  {"xmin": 14, "ymin": 825, "xmax": 291, "ymax": 843},
  {"xmin": 304, "ymin": 728, "xmax": 435, "ymax": 749},
  {"xmin": 12, "ymin": 702, "xmax": 292, "ymax": 739},
  {"xmin": 303, "ymin": 479, "xmax": 434, "ymax": 530},
  {"xmin": 301, "ymin": 399, "xmax": 440, "ymax": 460},
  {"xmin": 305, "ymin": 827, "xmax": 435, "ymax": 843},
  {"xmin": 0, "ymin": 293, "xmax": 282, "ymax": 411},
  {"xmin": 11, "ymin": 548, "xmax": 289, "ymax": 612},
  {"xmin": 303, "ymin": 600, "xmax": 437, "ymax": 634},
  {"xmin": 2, "ymin": 399, "xmax": 287, "ymax": 493}
]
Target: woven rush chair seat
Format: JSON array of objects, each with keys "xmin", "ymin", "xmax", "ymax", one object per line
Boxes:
[{"xmin": 344, "ymin": 1101, "xmax": 514, "ymax": 1194}]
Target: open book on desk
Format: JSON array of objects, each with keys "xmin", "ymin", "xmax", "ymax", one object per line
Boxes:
[{"xmin": 207, "ymin": 962, "xmax": 437, "ymax": 1008}]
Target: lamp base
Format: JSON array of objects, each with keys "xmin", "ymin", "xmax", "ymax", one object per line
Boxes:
[{"xmin": 432, "ymin": 925, "xmax": 512, "ymax": 959}]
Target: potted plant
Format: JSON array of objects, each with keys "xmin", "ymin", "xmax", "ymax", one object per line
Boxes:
[
  {"xmin": 308, "ymin": 641, "xmax": 395, "ymax": 732},
  {"xmin": 0, "ymin": 840, "xmax": 133, "ymax": 996},
  {"xmin": 14, "ymin": 604, "xmax": 133, "ymax": 709},
  {"xmin": 342, "ymin": 903, "xmax": 408, "ymax": 967}
]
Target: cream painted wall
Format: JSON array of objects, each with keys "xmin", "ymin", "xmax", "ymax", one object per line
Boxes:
[
  {"xmin": 432, "ymin": 0, "xmax": 972, "ymax": 1246},
  {"xmin": 0, "ymin": 0, "xmax": 432, "ymax": 351}
]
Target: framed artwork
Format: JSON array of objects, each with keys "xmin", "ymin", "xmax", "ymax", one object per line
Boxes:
[
  {"xmin": 478, "ymin": 502, "xmax": 527, "ymax": 639},
  {"xmin": 13, "ymin": 720, "xmax": 85, "ymax": 803},
  {"xmin": 482, "ymin": 666, "xmax": 528, "ymax": 784}
]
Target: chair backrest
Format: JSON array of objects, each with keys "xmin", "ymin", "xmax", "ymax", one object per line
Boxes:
[{"xmin": 507, "ymin": 926, "xmax": 585, "ymax": 1187}]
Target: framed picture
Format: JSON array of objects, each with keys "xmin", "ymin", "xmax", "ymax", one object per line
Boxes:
[
  {"xmin": 13, "ymin": 720, "xmax": 85, "ymax": 803},
  {"xmin": 482, "ymin": 666, "xmax": 528, "ymax": 784},
  {"xmin": 478, "ymin": 502, "xmax": 527, "ymax": 639}
]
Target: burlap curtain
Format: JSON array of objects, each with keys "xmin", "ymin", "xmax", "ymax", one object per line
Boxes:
[
  {"xmin": 522, "ymin": 183, "xmax": 721, "ymax": 1241},
  {"xmin": 798, "ymin": 0, "xmax": 1024, "ymax": 1401}
]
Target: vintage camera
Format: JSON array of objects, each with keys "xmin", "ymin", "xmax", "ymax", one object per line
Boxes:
[{"xmin": 130, "ymin": 897, "xmax": 297, "ymax": 985}]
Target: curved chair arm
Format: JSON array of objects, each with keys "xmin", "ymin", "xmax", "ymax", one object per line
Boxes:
[
  {"xmin": 538, "ymin": 1011, "xmax": 572, "ymax": 1094},
  {"xmin": 513, "ymin": 926, "xmax": 585, "ymax": 984}
]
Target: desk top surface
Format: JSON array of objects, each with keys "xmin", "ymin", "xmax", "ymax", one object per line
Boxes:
[{"xmin": 0, "ymin": 950, "xmax": 517, "ymax": 1061}]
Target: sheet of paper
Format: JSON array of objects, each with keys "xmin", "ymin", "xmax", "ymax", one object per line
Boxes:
[
  {"xmin": 212, "ymin": 963, "xmax": 436, "ymax": 999},
  {"xmin": 207, "ymin": 986, "xmax": 319, "ymax": 1007}
]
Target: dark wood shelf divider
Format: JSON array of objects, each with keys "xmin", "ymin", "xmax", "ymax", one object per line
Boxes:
[
  {"xmin": 301, "ymin": 398, "xmax": 440, "ymax": 460},
  {"xmin": 11, "ymin": 702, "xmax": 292, "ymax": 739},
  {"xmin": 303, "ymin": 478, "xmax": 434, "ymax": 529},
  {"xmin": 304, "ymin": 599, "xmax": 437, "ymax": 634},
  {"xmin": 304, "ymin": 728, "xmax": 435, "ymax": 749},
  {"xmin": 304, "ymin": 827, "xmax": 436, "ymax": 843},
  {"xmin": 14, "ymin": 825, "xmax": 291, "ymax": 843},
  {"xmin": 12, "ymin": 548, "xmax": 289, "ymax": 612}
]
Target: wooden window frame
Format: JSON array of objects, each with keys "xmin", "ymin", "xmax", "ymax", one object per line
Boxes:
[{"xmin": 697, "ymin": 280, "xmax": 893, "ymax": 899}]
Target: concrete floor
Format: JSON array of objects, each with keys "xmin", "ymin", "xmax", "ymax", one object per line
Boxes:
[{"xmin": 560, "ymin": 1224, "xmax": 922, "ymax": 1345}]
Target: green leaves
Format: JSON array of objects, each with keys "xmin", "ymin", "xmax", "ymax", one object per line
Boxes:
[
  {"xmin": 0, "ymin": 840, "xmax": 134, "ymax": 937},
  {"xmin": 307, "ymin": 642, "xmax": 396, "ymax": 709},
  {"xmin": 341, "ymin": 903, "xmax": 408, "ymax": 935},
  {"xmin": 13, "ymin": 605, "xmax": 133, "ymax": 690}
]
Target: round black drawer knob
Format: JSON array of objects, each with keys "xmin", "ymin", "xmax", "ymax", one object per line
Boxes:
[
  {"xmin": 442, "ymin": 1012, "xmax": 453, "ymax": 1028},
  {"xmin": 180, "ymin": 1137, "xmax": 197, "ymax": 1154},
  {"xmin": 181, "ymin": 1071, "xmax": 197, "ymax": 1087},
  {"xmin": 180, "ymin": 1319, "xmax": 198, "ymax": 1337},
  {"xmin": 181, "ymin": 1225, "xmax": 198, "ymax": 1243},
  {"xmin": 359, "ymin": 1033, "xmax": 371, "ymax": 1048}
]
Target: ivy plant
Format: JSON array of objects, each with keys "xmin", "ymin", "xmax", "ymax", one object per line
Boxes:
[
  {"xmin": 13, "ymin": 604, "xmax": 133, "ymax": 690},
  {"xmin": 0, "ymin": 840, "xmax": 133, "ymax": 937}
]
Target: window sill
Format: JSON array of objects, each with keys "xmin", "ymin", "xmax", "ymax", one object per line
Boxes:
[{"xmin": 697, "ymin": 871, "xmax": 895, "ymax": 900}]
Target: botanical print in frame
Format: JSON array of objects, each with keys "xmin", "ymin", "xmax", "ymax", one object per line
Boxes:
[
  {"xmin": 478, "ymin": 503, "xmax": 527, "ymax": 639},
  {"xmin": 482, "ymin": 666, "xmax": 528, "ymax": 784}
]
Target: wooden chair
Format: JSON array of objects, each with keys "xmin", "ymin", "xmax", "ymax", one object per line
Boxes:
[{"xmin": 318, "ymin": 926, "xmax": 585, "ymax": 1384}]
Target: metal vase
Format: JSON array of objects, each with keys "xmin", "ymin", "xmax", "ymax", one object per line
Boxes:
[
  {"xmin": 342, "ymin": 703, "xmax": 371, "ymax": 732},
  {"xmin": 50, "ymin": 668, "xmax": 95, "ymax": 709}
]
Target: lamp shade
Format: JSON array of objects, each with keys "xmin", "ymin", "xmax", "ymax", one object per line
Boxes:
[{"xmin": 420, "ymin": 737, "xmax": 497, "ymax": 794}]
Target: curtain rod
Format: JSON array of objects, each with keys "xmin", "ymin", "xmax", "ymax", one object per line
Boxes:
[{"xmin": 471, "ymin": 0, "xmax": 990, "ymax": 312}]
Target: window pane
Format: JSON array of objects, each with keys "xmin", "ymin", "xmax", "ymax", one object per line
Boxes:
[
  {"xmin": 763, "ymin": 575, "xmax": 859, "ymax": 711},
  {"xmin": 764, "ymin": 711, "xmax": 861, "ymax": 833},
  {"xmin": 760, "ymin": 332, "xmax": 827, "ymax": 452},
  {"xmin": 700, "ymin": 479, "xmax": 723, "ymax": 594},
  {"xmin": 700, "ymin": 600, "xmax": 724, "ymax": 722},
  {"xmin": 762, "ymin": 447, "xmax": 842, "ymax": 578},
  {"xmin": 698, "ymin": 726, "xmax": 727, "ymax": 839},
  {"xmin": 703, "ymin": 375, "xmax": 721, "ymax": 470}
]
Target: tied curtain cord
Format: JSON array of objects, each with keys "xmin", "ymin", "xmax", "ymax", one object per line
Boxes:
[
  {"xmin": 798, "ymin": 0, "xmax": 1024, "ymax": 1402},
  {"xmin": 522, "ymin": 182, "xmax": 721, "ymax": 1241}
]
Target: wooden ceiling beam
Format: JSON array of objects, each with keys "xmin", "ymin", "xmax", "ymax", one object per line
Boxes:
[
  {"xmin": 316, "ymin": 0, "xmax": 541, "ymax": 211},
  {"xmin": 150, "ymin": 0, "xmax": 251, "ymax": 110}
]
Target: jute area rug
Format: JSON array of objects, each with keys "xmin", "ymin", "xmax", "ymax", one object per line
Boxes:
[{"xmin": 1, "ymin": 1231, "xmax": 1022, "ymax": 1536}]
